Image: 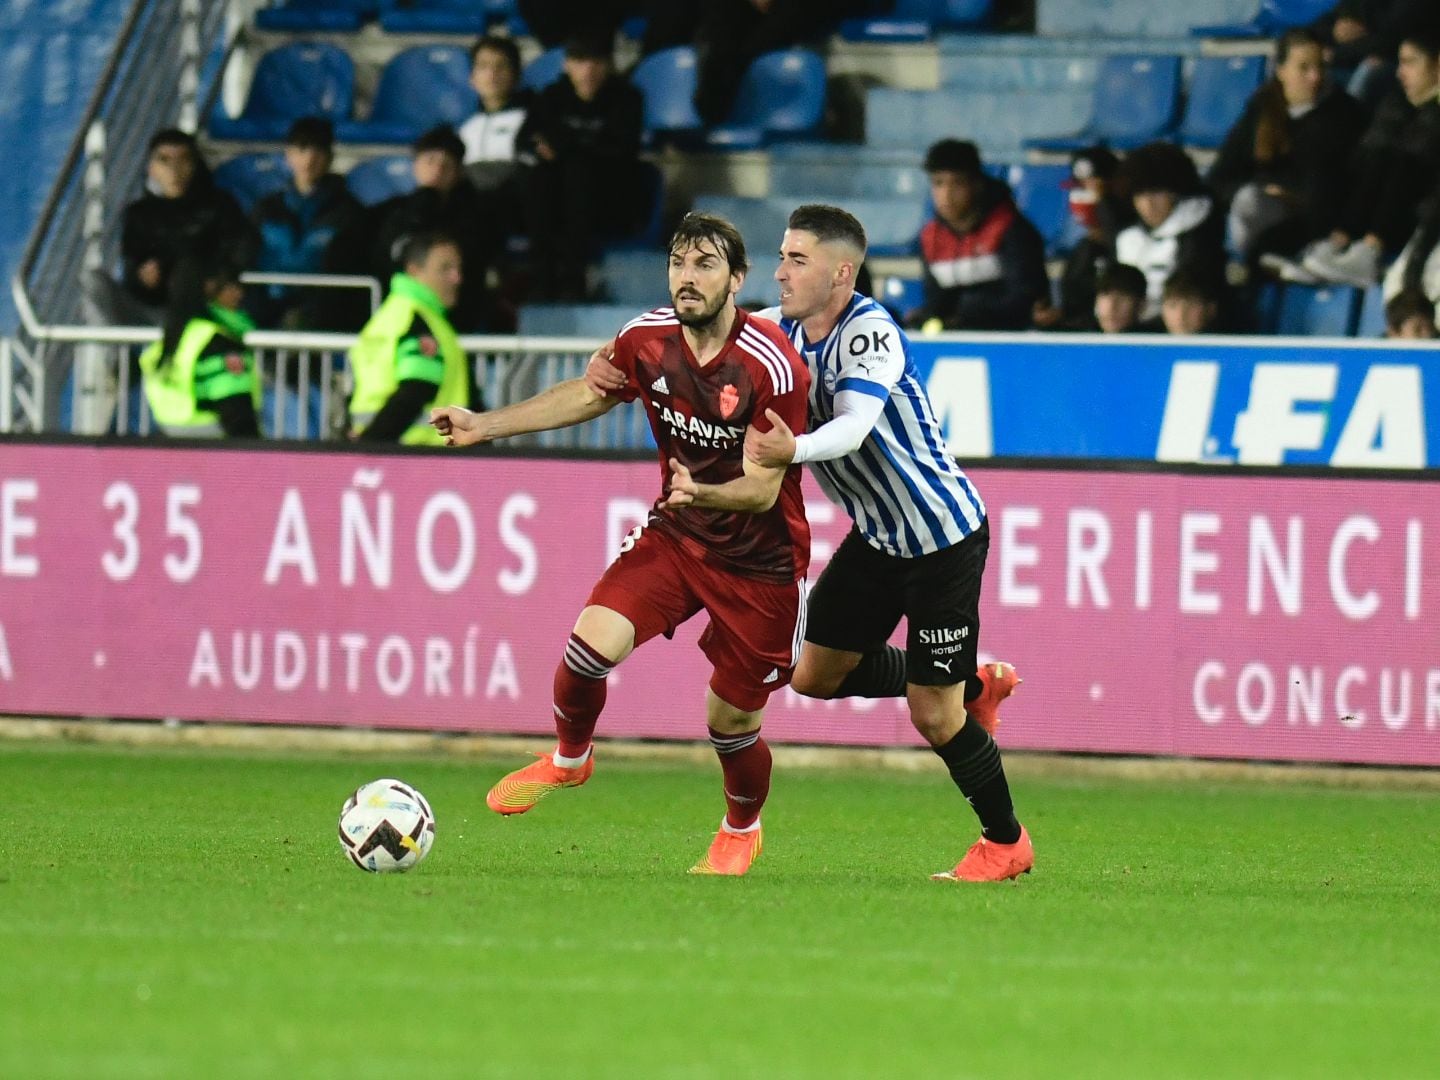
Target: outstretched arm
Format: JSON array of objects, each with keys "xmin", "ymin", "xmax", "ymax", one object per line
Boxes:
[{"xmin": 431, "ymin": 378, "xmax": 618, "ymax": 447}]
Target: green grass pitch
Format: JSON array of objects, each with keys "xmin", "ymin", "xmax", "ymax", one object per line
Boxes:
[{"xmin": 3, "ymin": 740, "xmax": 1439, "ymax": 1079}]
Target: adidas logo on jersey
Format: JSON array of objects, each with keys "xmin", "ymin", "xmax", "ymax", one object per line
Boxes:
[
  {"xmin": 651, "ymin": 375, "xmax": 670, "ymax": 394},
  {"xmin": 762, "ymin": 668, "xmax": 779, "ymax": 684}
]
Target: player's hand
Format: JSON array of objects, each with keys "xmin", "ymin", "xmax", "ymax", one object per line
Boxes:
[
  {"xmin": 744, "ymin": 409, "xmax": 796, "ymax": 468},
  {"xmin": 663, "ymin": 457, "xmax": 697, "ymax": 508},
  {"xmin": 429, "ymin": 405, "xmax": 489, "ymax": 447},
  {"xmin": 584, "ymin": 342, "xmax": 626, "ymax": 397}
]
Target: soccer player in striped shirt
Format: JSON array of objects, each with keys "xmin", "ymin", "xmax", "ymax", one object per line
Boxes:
[
  {"xmin": 588, "ymin": 205, "xmax": 1033, "ymax": 882},
  {"xmin": 431, "ymin": 213, "xmax": 811, "ymax": 876}
]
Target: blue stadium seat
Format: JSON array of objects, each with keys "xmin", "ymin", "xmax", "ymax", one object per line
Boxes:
[
  {"xmin": 769, "ymin": 148, "xmax": 927, "ymax": 199},
  {"xmin": 255, "ymin": 0, "xmax": 372, "ymax": 32},
  {"xmin": 522, "ymin": 47, "xmax": 566, "ymax": 92},
  {"xmin": 601, "ymin": 249, "xmax": 667, "ymax": 307},
  {"xmin": 631, "ymin": 47, "xmax": 702, "ymax": 140},
  {"xmin": 1257, "ymin": 283, "xmax": 1361, "ymax": 336},
  {"xmin": 1041, "ymin": 0, "xmax": 1254, "ymax": 36},
  {"xmin": 878, "ymin": 275, "xmax": 926, "ymax": 319},
  {"xmin": 707, "ymin": 49, "xmax": 826, "ymax": 149},
  {"xmin": 209, "ymin": 42, "xmax": 354, "ymax": 141},
  {"xmin": 346, "ymin": 155, "xmax": 415, "ymax": 205},
  {"xmin": 378, "ymin": 0, "xmax": 486, "ymax": 34},
  {"xmin": 1193, "ymin": 0, "xmax": 1338, "ymax": 37},
  {"xmin": 213, "ymin": 152, "xmax": 290, "ymax": 213},
  {"xmin": 841, "ymin": 0, "xmax": 993, "ymax": 42},
  {"xmin": 1005, "ymin": 162, "xmax": 1073, "ymax": 255},
  {"xmin": 1023, "ymin": 54, "xmax": 1182, "ymax": 153},
  {"xmin": 867, "ymin": 86, "xmax": 1091, "ymax": 158},
  {"xmin": 1355, "ymin": 285, "xmax": 1388, "ymax": 338},
  {"xmin": 691, "ymin": 196, "xmax": 793, "ymax": 255},
  {"xmin": 1180, "ymin": 55, "xmax": 1266, "ymax": 149},
  {"xmin": 338, "ymin": 46, "xmax": 475, "ymax": 143}
]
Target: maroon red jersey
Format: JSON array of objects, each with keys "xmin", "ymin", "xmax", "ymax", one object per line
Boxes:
[{"xmin": 611, "ymin": 306, "xmax": 811, "ymax": 584}]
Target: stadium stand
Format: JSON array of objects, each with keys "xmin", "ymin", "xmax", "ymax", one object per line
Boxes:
[
  {"xmin": 1023, "ymin": 54, "xmax": 1184, "ymax": 152},
  {"xmin": 839, "ymin": 0, "xmax": 994, "ymax": 43},
  {"xmin": 377, "ymin": 0, "xmax": 487, "ymax": 35},
  {"xmin": 255, "ymin": 0, "xmax": 373, "ymax": 33},
  {"xmin": 208, "ymin": 42, "xmax": 354, "ymax": 141},
  {"xmin": 212, "ymin": 151, "xmax": 290, "ymax": 213},
  {"xmin": 1192, "ymin": 0, "xmax": 1341, "ymax": 40},
  {"xmin": 520, "ymin": 46, "xmax": 566, "ymax": 92},
  {"xmin": 337, "ymin": 45, "xmax": 476, "ymax": 143},
  {"xmin": 1355, "ymin": 285, "xmax": 1389, "ymax": 339},
  {"xmin": 1256, "ymin": 283, "xmax": 1363, "ymax": 336}
]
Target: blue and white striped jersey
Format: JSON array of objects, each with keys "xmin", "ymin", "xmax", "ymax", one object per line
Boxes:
[{"xmin": 758, "ymin": 294, "xmax": 986, "ymax": 558}]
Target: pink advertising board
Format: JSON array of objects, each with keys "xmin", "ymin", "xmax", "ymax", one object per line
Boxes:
[{"xmin": 1, "ymin": 443, "xmax": 1438, "ymax": 765}]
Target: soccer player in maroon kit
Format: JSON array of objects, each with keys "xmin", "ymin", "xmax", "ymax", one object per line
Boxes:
[{"xmin": 430, "ymin": 213, "xmax": 810, "ymax": 875}]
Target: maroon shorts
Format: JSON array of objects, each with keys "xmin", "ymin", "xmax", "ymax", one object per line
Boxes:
[{"xmin": 586, "ymin": 524, "xmax": 806, "ymax": 712}]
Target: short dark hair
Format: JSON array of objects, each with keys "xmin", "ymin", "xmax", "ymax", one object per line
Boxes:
[
  {"xmin": 148, "ymin": 128, "xmax": 197, "ymax": 156},
  {"xmin": 1386, "ymin": 287, "xmax": 1436, "ymax": 331},
  {"xmin": 923, "ymin": 138, "xmax": 983, "ymax": 177},
  {"xmin": 1121, "ymin": 141, "xmax": 1202, "ymax": 197},
  {"xmin": 412, "ymin": 125, "xmax": 465, "ymax": 162},
  {"xmin": 1095, "ymin": 262, "xmax": 1148, "ymax": 300},
  {"xmin": 668, "ymin": 212, "xmax": 748, "ymax": 275},
  {"xmin": 787, "ymin": 204, "xmax": 868, "ymax": 257},
  {"xmin": 471, "ymin": 34, "xmax": 521, "ymax": 73},
  {"xmin": 1399, "ymin": 21, "xmax": 1440, "ymax": 59},
  {"xmin": 286, "ymin": 116, "xmax": 334, "ymax": 151},
  {"xmin": 1162, "ymin": 265, "xmax": 1220, "ymax": 303},
  {"xmin": 401, "ymin": 231, "xmax": 462, "ymax": 270},
  {"xmin": 564, "ymin": 34, "xmax": 611, "ymax": 61}
]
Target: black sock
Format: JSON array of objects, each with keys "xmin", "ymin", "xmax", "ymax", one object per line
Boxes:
[
  {"xmin": 933, "ymin": 720, "xmax": 1021, "ymax": 844},
  {"xmin": 833, "ymin": 645, "xmax": 907, "ymax": 698},
  {"xmin": 963, "ymin": 673, "xmax": 983, "ymax": 702}
]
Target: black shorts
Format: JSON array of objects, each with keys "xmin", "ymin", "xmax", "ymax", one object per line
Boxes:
[{"xmin": 805, "ymin": 521, "xmax": 989, "ymax": 687}]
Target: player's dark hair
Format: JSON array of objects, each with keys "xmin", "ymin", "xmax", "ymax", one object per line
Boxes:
[
  {"xmin": 788, "ymin": 204, "xmax": 868, "ymax": 257},
  {"xmin": 668, "ymin": 212, "xmax": 748, "ymax": 275},
  {"xmin": 400, "ymin": 230, "xmax": 462, "ymax": 271},
  {"xmin": 470, "ymin": 33, "xmax": 521, "ymax": 73}
]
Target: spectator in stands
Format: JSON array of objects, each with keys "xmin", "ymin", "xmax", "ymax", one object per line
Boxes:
[
  {"xmin": 1159, "ymin": 267, "xmax": 1222, "ymax": 336},
  {"xmin": 1209, "ymin": 29, "xmax": 1367, "ymax": 268},
  {"xmin": 1087, "ymin": 263, "xmax": 1148, "ymax": 334},
  {"xmin": 1115, "ymin": 141, "xmax": 1227, "ymax": 321},
  {"xmin": 516, "ymin": 0, "xmax": 634, "ymax": 49},
  {"xmin": 138, "ymin": 255, "xmax": 260, "ymax": 438},
  {"xmin": 459, "ymin": 35, "xmax": 529, "ymax": 178},
  {"xmin": 1033, "ymin": 145, "xmax": 1133, "ymax": 329},
  {"xmin": 517, "ymin": 35, "xmax": 644, "ymax": 300},
  {"xmin": 909, "ymin": 138, "xmax": 1049, "ymax": 332},
  {"xmin": 348, "ymin": 232, "xmax": 478, "ymax": 444},
  {"xmin": 1301, "ymin": 22, "xmax": 1440, "ymax": 287},
  {"xmin": 1383, "ymin": 183, "xmax": 1440, "ymax": 309},
  {"xmin": 373, "ymin": 126, "xmax": 491, "ymax": 331},
  {"xmin": 1319, "ymin": 0, "xmax": 1436, "ymax": 107},
  {"xmin": 84, "ymin": 129, "xmax": 253, "ymax": 329},
  {"xmin": 250, "ymin": 117, "xmax": 366, "ymax": 331},
  {"xmin": 1384, "ymin": 287, "xmax": 1438, "ymax": 338}
]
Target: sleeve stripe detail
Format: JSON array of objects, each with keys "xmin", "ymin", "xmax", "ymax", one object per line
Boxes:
[
  {"xmin": 619, "ymin": 307, "xmax": 679, "ymax": 336},
  {"xmin": 836, "ymin": 377, "xmax": 890, "ymax": 400},
  {"xmin": 738, "ymin": 325, "xmax": 793, "ymax": 395}
]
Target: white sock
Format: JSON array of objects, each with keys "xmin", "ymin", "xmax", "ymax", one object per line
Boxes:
[
  {"xmin": 552, "ymin": 746, "xmax": 592, "ymax": 769},
  {"xmin": 721, "ymin": 815, "xmax": 761, "ymax": 835}
]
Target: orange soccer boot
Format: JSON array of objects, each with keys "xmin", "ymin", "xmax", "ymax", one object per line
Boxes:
[
  {"xmin": 688, "ymin": 823, "xmax": 764, "ymax": 876},
  {"xmin": 485, "ymin": 751, "xmax": 593, "ymax": 815},
  {"xmin": 932, "ymin": 825, "xmax": 1034, "ymax": 883},
  {"xmin": 967, "ymin": 661, "xmax": 1022, "ymax": 736}
]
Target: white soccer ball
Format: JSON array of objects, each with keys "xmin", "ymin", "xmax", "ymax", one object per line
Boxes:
[{"xmin": 338, "ymin": 778, "xmax": 436, "ymax": 873}]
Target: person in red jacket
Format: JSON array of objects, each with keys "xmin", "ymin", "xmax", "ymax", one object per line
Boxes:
[{"xmin": 908, "ymin": 139, "xmax": 1049, "ymax": 332}]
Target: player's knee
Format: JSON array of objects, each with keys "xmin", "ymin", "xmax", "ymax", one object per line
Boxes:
[
  {"xmin": 906, "ymin": 684, "xmax": 964, "ymax": 744},
  {"xmin": 790, "ymin": 665, "xmax": 842, "ymax": 699}
]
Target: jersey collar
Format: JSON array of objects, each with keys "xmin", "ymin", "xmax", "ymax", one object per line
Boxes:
[{"xmin": 390, "ymin": 273, "xmax": 447, "ymax": 316}]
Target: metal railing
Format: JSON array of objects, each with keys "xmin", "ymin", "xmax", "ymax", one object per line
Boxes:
[
  {"xmin": 5, "ymin": 0, "xmax": 234, "ymax": 433},
  {"xmin": 6, "ymin": 324, "xmax": 653, "ymax": 449}
]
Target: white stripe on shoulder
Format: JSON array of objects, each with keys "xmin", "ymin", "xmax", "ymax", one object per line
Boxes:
[
  {"xmin": 619, "ymin": 308, "xmax": 678, "ymax": 336},
  {"xmin": 738, "ymin": 325, "xmax": 794, "ymax": 394},
  {"xmin": 737, "ymin": 332, "xmax": 788, "ymax": 395}
]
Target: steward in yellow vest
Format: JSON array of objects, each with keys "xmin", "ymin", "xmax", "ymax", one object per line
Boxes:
[
  {"xmin": 348, "ymin": 232, "xmax": 475, "ymax": 444},
  {"xmin": 138, "ymin": 259, "xmax": 261, "ymax": 437}
]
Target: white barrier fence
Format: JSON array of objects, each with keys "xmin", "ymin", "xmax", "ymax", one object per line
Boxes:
[{"xmin": 1, "ymin": 325, "xmax": 653, "ymax": 450}]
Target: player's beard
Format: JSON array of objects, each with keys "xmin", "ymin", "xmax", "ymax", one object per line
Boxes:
[{"xmin": 671, "ymin": 286, "xmax": 727, "ymax": 329}]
